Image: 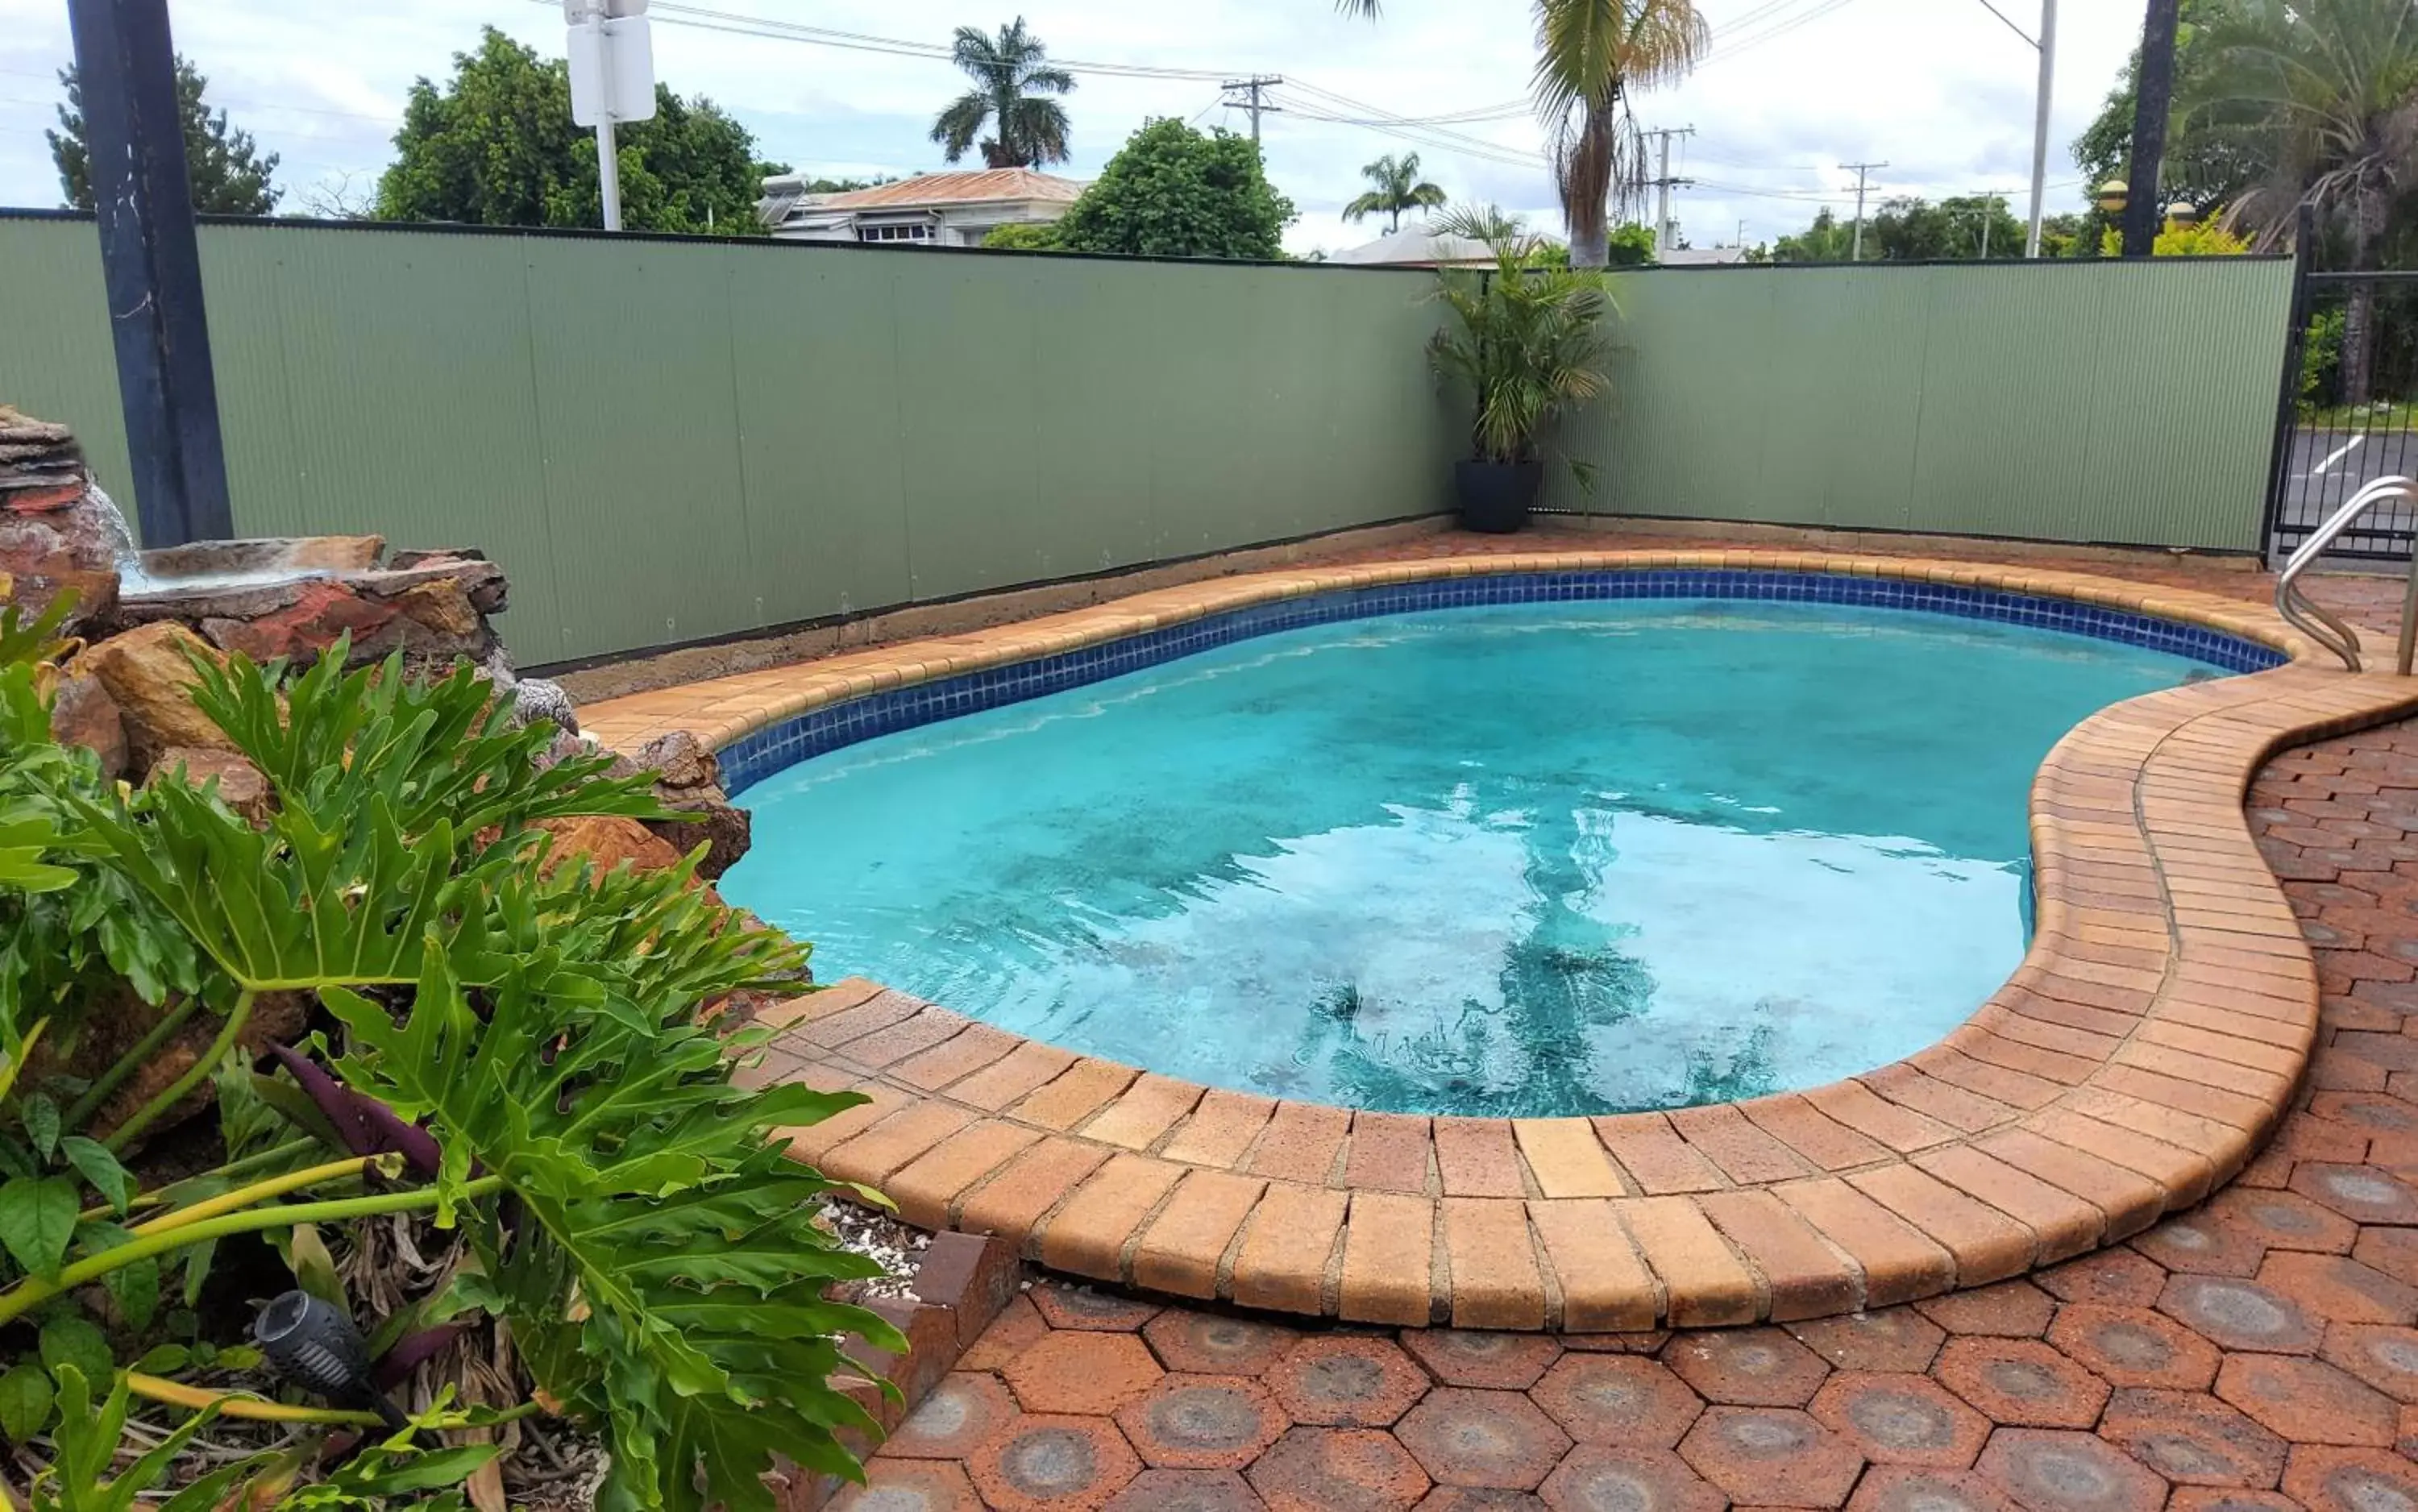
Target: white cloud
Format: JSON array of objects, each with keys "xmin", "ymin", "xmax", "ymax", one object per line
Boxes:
[{"xmin": 0, "ymin": 0, "xmax": 2139, "ymax": 255}]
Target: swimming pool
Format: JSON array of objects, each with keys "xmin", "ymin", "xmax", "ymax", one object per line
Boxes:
[{"xmin": 721, "ymin": 577, "xmax": 2249, "ymax": 1119}]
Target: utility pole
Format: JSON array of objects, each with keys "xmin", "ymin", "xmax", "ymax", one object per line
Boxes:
[
  {"xmin": 1843, "ymin": 160, "xmax": 1888, "ymax": 262},
  {"xmin": 64, "ymin": 0, "xmax": 233, "ymax": 546},
  {"xmin": 1641, "ymin": 125, "xmax": 1695, "ymax": 261},
  {"xmin": 1221, "ymin": 77, "xmax": 1282, "ymax": 144},
  {"xmin": 2121, "ymin": 0, "xmax": 2179, "ymax": 258},
  {"xmin": 2025, "ymin": 0, "xmax": 2057, "ymax": 257}
]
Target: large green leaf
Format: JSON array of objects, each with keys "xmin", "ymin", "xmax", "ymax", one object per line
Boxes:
[
  {"xmin": 326, "ymin": 950, "xmax": 895, "ymax": 1510},
  {"xmin": 0, "ymin": 1174, "xmax": 77, "ymax": 1279},
  {"xmin": 0, "ymin": 1359, "xmax": 52, "ymax": 1443}
]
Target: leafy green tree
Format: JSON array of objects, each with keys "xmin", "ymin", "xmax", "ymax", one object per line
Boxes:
[
  {"xmin": 2071, "ymin": 0, "xmax": 2260, "ymax": 253},
  {"xmin": 931, "ymin": 18, "xmax": 1074, "ymax": 168},
  {"xmin": 1533, "ymin": 0, "xmax": 1707, "ymax": 267},
  {"xmin": 1341, "ymin": 152, "xmax": 1446, "ymax": 233},
  {"xmin": 47, "ymin": 56, "xmax": 280, "ymax": 215},
  {"xmin": 1050, "ymin": 118, "xmax": 1296, "ymax": 260},
  {"xmin": 2183, "ymin": 0, "xmax": 2418, "ymax": 402},
  {"xmin": 376, "ymin": 27, "xmax": 769, "ymax": 234},
  {"xmin": 1771, "ymin": 195, "xmax": 2025, "ymax": 261},
  {"xmin": 982, "ymin": 221, "xmax": 1064, "ymax": 250}
]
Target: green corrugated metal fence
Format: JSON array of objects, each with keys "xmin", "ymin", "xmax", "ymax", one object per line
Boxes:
[
  {"xmin": 1540, "ymin": 256, "xmax": 2295, "ymax": 551},
  {"xmin": 0, "ymin": 215, "xmax": 2291, "ymax": 665},
  {"xmin": 0, "ymin": 216, "xmax": 1456, "ymax": 665}
]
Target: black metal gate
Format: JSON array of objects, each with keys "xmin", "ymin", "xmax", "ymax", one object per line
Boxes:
[{"xmin": 2264, "ymin": 264, "xmax": 2418, "ymax": 563}]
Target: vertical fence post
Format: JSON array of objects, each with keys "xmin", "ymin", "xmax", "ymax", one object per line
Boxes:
[
  {"xmin": 65, "ymin": 0, "xmax": 234, "ymax": 548},
  {"xmin": 2258, "ymin": 205, "xmax": 2320, "ymax": 567}
]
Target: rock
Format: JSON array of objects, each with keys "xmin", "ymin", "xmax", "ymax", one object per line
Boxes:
[
  {"xmin": 534, "ymin": 814, "xmax": 686, "ymax": 881},
  {"xmin": 650, "ymin": 800, "xmax": 751, "ymax": 879},
  {"xmin": 0, "ymin": 474, "xmax": 131, "ymax": 575},
  {"xmin": 511, "ymin": 678, "xmax": 579, "ymax": 734},
  {"xmin": 393, "ymin": 579, "xmax": 481, "ymax": 638},
  {"xmin": 136, "ymin": 534, "xmax": 383, "ymax": 579},
  {"xmin": 199, "ymin": 580, "xmax": 401, "ymax": 664},
  {"xmin": 637, "ymin": 730, "xmax": 719, "ymax": 790},
  {"xmin": 1, "ymin": 564, "xmax": 120, "ymax": 636},
  {"xmin": 72, "ymin": 621, "xmax": 235, "ymax": 765},
  {"xmin": 48, "ymin": 671, "xmax": 129, "ymax": 777},
  {"xmin": 147, "ymin": 746, "xmax": 273, "ymax": 823}
]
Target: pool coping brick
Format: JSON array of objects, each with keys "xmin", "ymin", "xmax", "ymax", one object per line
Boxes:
[{"xmin": 584, "ymin": 549, "xmax": 2418, "ymax": 1328}]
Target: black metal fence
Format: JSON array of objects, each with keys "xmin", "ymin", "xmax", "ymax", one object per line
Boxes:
[{"xmin": 2266, "ymin": 268, "xmax": 2418, "ymax": 563}]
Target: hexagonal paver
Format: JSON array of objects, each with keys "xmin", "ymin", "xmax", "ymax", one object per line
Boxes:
[
  {"xmin": 1143, "ymin": 1311, "xmax": 1301, "ymax": 1377},
  {"xmin": 1401, "ymin": 1330, "xmax": 1564, "ymax": 1389},
  {"xmin": 887, "ymin": 1373, "xmax": 1023, "ymax": 1460},
  {"xmin": 1913, "ymin": 1281, "xmax": 2058, "ymax": 1339},
  {"xmin": 1808, "ymin": 1372, "xmax": 1990, "ymax": 1468},
  {"xmin": 1784, "ymin": 1310, "xmax": 1946, "ymax": 1373},
  {"xmin": 1002, "ymin": 1331, "xmax": 1166, "ymax": 1415},
  {"xmin": 829, "ymin": 1459, "xmax": 986, "ymax": 1512},
  {"xmin": 2097, "ymin": 1388, "xmax": 2287, "ymax": 1488},
  {"xmin": 1676, "ymin": 1406, "xmax": 1866, "ymax": 1508},
  {"xmin": 1844, "ymin": 1465, "xmax": 2021, "ymax": 1511},
  {"xmin": 2042, "ymin": 1305, "xmax": 2221, "ymax": 1391},
  {"xmin": 1248, "ymin": 1427, "xmax": 1432, "ymax": 1512},
  {"xmin": 2291, "ymin": 1162, "xmax": 2418, "ymax": 1224},
  {"xmin": 1267, "ymin": 1336, "xmax": 1431, "ymax": 1428},
  {"xmin": 2200, "ymin": 1187, "xmax": 2359, "ymax": 1254},
  {"xmin": 2214, "ymin": 1354, "xmax": 2402, "ymax": 1447},
  {"xmin": 1662, "ymin": 1326, "xmax": 1832, "ymax": 1406},
  {"xmin": 1537, "ymin": 1446, "xmax": 1725, "ymax": 1512},
  {"xmin": 2320, "ymin": 1323, "xmax": 2418, "ymax": 1403},
  {"xmin": 2254, "ymin": 1251, "xmax": 2418, "ymax": 1326},
  {"xmin": 1971, "ymin": 1427, "xmax": 2168, "ymax": 1512},
  {"xmin": 1933, "ymin": 1339, "xmax": 2110, "ymax": 1430},
  {"xmin": 1103, "ymin": 1468, "xmax": 1263, "ymax": 1512},
  {"xmin": 1111, "ymin": 1376, "xmax": 1286, "ymax": 1470},
  {"xmin": 2157, "ymin": 1275, "xmax": 2322, "ymax": 1355},
  {"xmin": 2035, "ymin": 1248, "xmax": 2168, "ymax": 1310},
  {"xmin": 2279, "ymin": 1444, "xmax": 2418, "ymax": 1511},
  {"xmin": 1527, "ymin": 1354, "xmax": 1704, "ymax": 1449},
  {"xmin": 967, "ymin": 1414, "xmax": 1144, "ymax": 1512},
  {"xmin": 1032, "ymin": 1282, "xmax": 1165, "ymax": 1332},
  {"xmin": 1395, "ymin": 1388, "xmax": 1573, "ymax": 1490},
  {"xmin": 2131, "ymin": 1212, "xmax": 2267, "ymax": 1277}
]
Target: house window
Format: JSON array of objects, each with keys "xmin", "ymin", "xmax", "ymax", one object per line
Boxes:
[{"xmin": 858, "ymin": 223, "xmax": 933, "ymax": 243}]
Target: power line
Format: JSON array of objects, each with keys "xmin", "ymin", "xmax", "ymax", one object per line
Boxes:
[{"xmin": 1703, "ymin": 0, "xmax": 1864, "ymax": 63}]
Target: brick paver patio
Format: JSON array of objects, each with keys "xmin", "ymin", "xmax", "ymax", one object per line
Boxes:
[{"xmin": 836, "ymin": 714, "xmax": 2418, "ymax": 1512}]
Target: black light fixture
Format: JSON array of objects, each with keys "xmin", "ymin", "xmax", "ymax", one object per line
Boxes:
[{"xmin": 254, "ymin": 1290, "xmax": 408, "ymax": 1431}]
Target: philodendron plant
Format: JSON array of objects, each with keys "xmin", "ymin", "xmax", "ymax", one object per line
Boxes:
[{"xmin": 0, "ymin": 608, "xmax": 899, "ymax": 1510}]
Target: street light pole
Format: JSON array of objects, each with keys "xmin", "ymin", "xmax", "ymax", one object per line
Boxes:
[{"xmin": 2025, "ymin": 0, "xmax": 2057, "ymax": 258}]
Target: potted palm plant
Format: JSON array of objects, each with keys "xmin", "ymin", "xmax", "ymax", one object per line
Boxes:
[{"xmin": 1427, "ymin": 206, "xmax": 1615, "ymax": 533}]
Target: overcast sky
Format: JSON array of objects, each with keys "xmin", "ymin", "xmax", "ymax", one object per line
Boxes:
[{"xmin": 0, "ymin": 0, "xmax": 2141, "ymax": 255}]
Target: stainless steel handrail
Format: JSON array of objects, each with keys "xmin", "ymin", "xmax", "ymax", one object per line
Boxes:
[{"xmin": 2274, "ymin": 473, "xmax": 2418, "ymax": 675}]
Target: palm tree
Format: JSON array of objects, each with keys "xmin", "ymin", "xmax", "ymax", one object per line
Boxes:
[
  {"xmin": 930, "ymin": 19, "xmax": 1075, "ymax": 169},
  {"xmin": 1341, "ymin": 153, "xmax": 1448, "ymax": 233},
  {"xmin": 1531, "ymin": 0, "xmax": 1708, "ymax": 267},
  {"xmin": 2185, "ymin": 0, "xmax": 2418, "ymax": 404}
]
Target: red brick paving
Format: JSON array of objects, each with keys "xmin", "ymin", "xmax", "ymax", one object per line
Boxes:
[{"xmin": 833, "ymin": 715, "xmax": 2418, "ymax": 1510}]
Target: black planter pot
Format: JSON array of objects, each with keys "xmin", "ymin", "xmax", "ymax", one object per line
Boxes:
[{"xmin": 1454, "ymin": 459, "xmax": 1543, "ymax": 534}]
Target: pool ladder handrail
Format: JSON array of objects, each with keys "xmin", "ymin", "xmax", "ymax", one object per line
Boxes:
[{"xmin": 2274, "ymin": 472, "xmax": 2418, "ymax": 675}]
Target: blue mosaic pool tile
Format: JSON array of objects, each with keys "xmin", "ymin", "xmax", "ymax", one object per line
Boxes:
[{"xmin": 716, "ymin": 569, "xmax": 2289, "ymax": 795}]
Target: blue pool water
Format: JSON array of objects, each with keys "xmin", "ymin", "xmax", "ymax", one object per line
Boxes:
[{"xmin": 723, "ymin": 599, "xmax": 2227, "ymax": 1117}]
